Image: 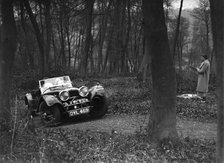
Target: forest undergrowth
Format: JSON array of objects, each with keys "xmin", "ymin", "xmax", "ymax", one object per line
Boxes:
[{"xmin": 0, "ymin": 75, "xmax": 217, "ymax": 162}]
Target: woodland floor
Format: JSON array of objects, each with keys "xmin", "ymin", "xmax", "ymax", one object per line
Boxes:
[
  {"xmin": 1, "ymin": 77, "xmax": 217, "ymax": 162},
  {"xmin": 62, "ymin": 114, "xmax": 216, "ymax": 140}
]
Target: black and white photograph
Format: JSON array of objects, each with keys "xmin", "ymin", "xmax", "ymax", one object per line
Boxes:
[{"xmin": 0, "ymin": 0, "xmax": 223, "ymax": 162}]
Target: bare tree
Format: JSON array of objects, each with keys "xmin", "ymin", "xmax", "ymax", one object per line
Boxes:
[
  {"xmin": 97, "ymin": 0, "xmax": 111, "ymax": 73},
  {"xmin": 172, "ymin": 0, "xmax": 184, "ymax": 58},
  {"xmin": 81, "ymin": 0, "xmax": 95, "ymax": 74},
  {"xmin": 24, "ymin": 0, "xmax": 45, "ymax": 76},
  {"xmin": 20, "ymin": 1, "xmax": 35, "ymax": 70},
  {"xmin": 192, "ymin": 0, "xmax": 211, "ymax": 56}
]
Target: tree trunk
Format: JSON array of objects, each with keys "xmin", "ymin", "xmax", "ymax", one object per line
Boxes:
[
  {"xmin": 110, "ymin": 0, "xmax": 122, "ymax": 74},
  {"xmin": 103, "ymin": 21, "xmax": 114, "ymax": 74},
  {"xmin": 97, "ymin": 1, "xmax": 111, "ymax": 73},
  {"xmin": 24, "ymin": 0, "xmax": 45, "ymax": 76},
  {"xmin": 81, "ymin": 0, "xmax": 95, "ymax": 75},
  {"xmin": 0, "ymin": 0, "xmax": 17, "ymax": 132},
  {"xmin": 74, "ymin": 30, "xmax": 82, "ymax": 70},
  {"xmin": 90, "ymin": 37, "xmax": 94, "ymax": 73},
  {"xmin": 137, "ymin": 4, "xmax": 151, "ymax": 82},
  {"xmin": 209, "ymin": 0, "xmax": 224, "ymax": 162},
  {"xmin": 134, "ymin": 25, "xmax": 143, "ymax": 73},
  {"xmin": 177, "ymin": 36, "xmax": 183, "ymax": 74},
  {"xmin": 121, "ymin": 0, "xmax": 131, "ymax": 73},
  {"xmin": 143, "ymin": 0, "xmax": 178, "ymax": 142},
  {"xmin": 20, "ymin": 1, "xmax": 35, "ymax": 70},
  {"xmin": 137, "ymin": 38, "xmax": 151, "ymax": 82},
  {"xmin": 59, "ymin": 11, "xmax": 66, "ymax": 68},
  {"xmin": 44, "ymin": 0, "xmax": 52, "ymax": 69},
  {"xmin": 66, "ymin": 28, "xmax": 71, "ymax": 69},
  {"xmin": 172, "ymin": 0, "xmax": 184, "ymax": 59},
  {"xmin": 205, "ymin": 19, "xmax": 210, "ymax": 56}
]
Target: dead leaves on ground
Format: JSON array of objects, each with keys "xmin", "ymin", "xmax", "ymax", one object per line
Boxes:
[
  {"xmin": 9, "ymin": 128, "xmax": 216, "ymax": 162},
  {"xmin": 105, "ymin": 78, "xmax": 217, "ymax": 123}
]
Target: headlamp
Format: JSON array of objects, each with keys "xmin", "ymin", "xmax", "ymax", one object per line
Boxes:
[
  {"xmin": 59, "ymin": 90, "xmax": 69, "ymax": 101},
  {"xmin": 79, "ymin": 86, "xmax": 89, "ymax": 97}
]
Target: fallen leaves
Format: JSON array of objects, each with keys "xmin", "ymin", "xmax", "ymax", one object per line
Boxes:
[
  {"xmin": 9, "ymin": 128, "xmax": 216, "ymax": 162},
  {"xmin": 176, "ymin": 95, "xmax": 217, "ymax": 123}
]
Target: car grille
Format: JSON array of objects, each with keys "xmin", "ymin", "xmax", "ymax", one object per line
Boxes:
[{"xmin": 69, "ymin": 90, "xmax": 79, "ymax": 98}]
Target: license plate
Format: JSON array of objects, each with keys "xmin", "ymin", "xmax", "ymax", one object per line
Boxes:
[
  {"xmin": 68, "ymin": 107, "xmax": 90, "ymax": 117},
  {"xmin": 72, "ymin": 98, "xmax": 89, "ymax": 105}
]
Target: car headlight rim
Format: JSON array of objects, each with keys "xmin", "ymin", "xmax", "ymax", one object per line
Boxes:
[
  {"xmin": 59, "ymin": 90, "xmax": 69, "ymax": 101},
  {"xmin": 79, "ymin": 86, "xmax": 89, "ymax": 97}
]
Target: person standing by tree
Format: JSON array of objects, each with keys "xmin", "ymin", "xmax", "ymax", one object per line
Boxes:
[{"xmin": 196, "ymin": 54, "xmax": 210, "ymax": 101}]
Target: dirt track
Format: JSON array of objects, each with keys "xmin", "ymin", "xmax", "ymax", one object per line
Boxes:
[{"xmin": 61, "ymin": 114, "xmax": 216, "ymax": 140}]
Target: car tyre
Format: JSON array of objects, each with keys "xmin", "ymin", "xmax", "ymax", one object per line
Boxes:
[
  {"xmin": 39, "ymin": 101, "xmax": 61, "ymax": 126},
  {"xmin": 90, "ymin": 96, "xmax": 107, "ymax": 119}
]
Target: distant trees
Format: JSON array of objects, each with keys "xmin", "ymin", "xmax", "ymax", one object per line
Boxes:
[
  {"xmin": 15, "ymin": 0, "xmax": 207, "ymax": 78},
  {"xmin": 192, "ymin": 0, "xmax": 211, "ymax": 57},
  {"xmin": 13, "ymin": 0, "xmax": 144, "ymax": 76},
  {"xmin": 169, "ymin": 16, "xmax": 190, "ymax": 72}
]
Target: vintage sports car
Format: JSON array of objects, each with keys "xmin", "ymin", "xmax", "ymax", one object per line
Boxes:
[{"xmin": 25, "ymin": 76, "xmax": 107, "ymax": 126}]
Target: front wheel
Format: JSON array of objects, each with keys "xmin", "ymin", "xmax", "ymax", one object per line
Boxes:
[
  {"xmin": 39, "ymin": 101, "xmax": 61, "ymax": 126},
  {"xmin": 90, "ymin": 96, "xmax": 107, "ymax": 119}
]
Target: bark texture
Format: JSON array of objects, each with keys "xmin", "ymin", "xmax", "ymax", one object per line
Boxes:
[
  {"xmin": 143, "ymin": 0, "xmax": 178, "ymax": 141},
  {"xmin": 0, "ymin": 0, "xmax": 17, "ymax": 131},
  {"xmin": 81, "ymin": 0, "xmax": 95, "ymax": 74},
  {"xmin": 172, "ymin": 0, "xmax": 184, "ymax": 58},
  {"xmin": 209, "ymin": 0, "xmax": 224, "ymax": 162},
  {"xmin": 24, "ymin": 0, "xmax": 45, "ymax": 75}
]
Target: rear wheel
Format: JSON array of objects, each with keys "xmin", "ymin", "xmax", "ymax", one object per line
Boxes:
[
  {"xmin": 90, "ymin": 96, "xmax": 107, "ymax": 119},
  {"xmin": 39, "ymin": 101, "xmax": 61, "ymax": 126}
]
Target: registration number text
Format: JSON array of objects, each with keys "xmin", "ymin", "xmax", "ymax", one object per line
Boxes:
[{"xmin": 68, "ymin": 107, "xmax": 90, "ymax": 116}]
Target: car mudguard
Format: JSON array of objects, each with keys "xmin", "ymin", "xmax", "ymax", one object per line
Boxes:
[
  {"xmin": 42, "ymin": 95, "xmax": 62, "ymax": 107},
  {"xmin": 89, "ymin": 85, "xmax": 105, "ymax": 99}
]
